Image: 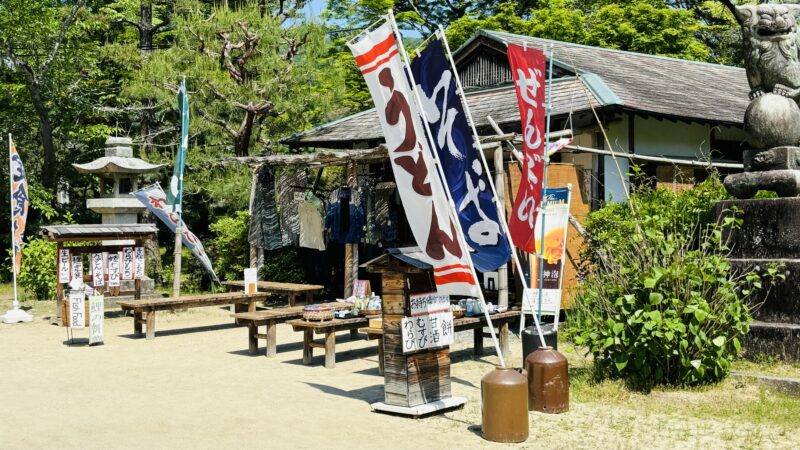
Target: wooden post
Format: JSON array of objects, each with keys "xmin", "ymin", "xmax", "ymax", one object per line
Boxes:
[
  {"xmin": 145, "ymin": 309, "xmax": 155, "ymax": 340},
  {"xmin": 134, "ymin": 312, "xmax": 142, "ymax": 337},
  {"xmin": 343, "ymin": 161, "xmax": 358, "ymax": 297},
  {"xmin": 302, "ymin": 329, "xmax": 313, "ymax": 364},
  {"xmin": 324, "ymin": 330, "xmax": 336, "ymax": 368},
  {"xmin": 494, "ymin": 146, "xmax": 509, "ymax": 309},
  {"xmin": 248, "ymin": 323, "xmax": 258, "ymax": 355},
  {"xmin": 54, "ymin": 241, "xmax": 64, "ymax": 326},
  {"xmin": 265, "ymin": 321, "xmax": 277, "ymax": 357}
]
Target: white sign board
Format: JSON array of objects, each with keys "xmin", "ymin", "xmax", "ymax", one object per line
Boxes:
[
  {"xmin": 401, "ymin": 311, "xmax": 454, "ymax": 353},
  {"xmin": 107, "ymin": 253, "xmax": 120, "ymax": 287},
  {"xmin": 91, "ymin": 253, "xmax": 104, "ymax": 287},
  {"xmin": 244, "ymin": 267, "xmax": 258, "ymax": 295},
  {"xmin": 523, "ymin": 288, "xmax": 561, "ymax": 316},
  {"xmin": 134, "ymin": 247, "xmax": 145, "ymax": 279},
  {"xmin": 71, "ymin": 255, "xmax": 83, "ymax": 283},
  {"xmin": 59, "ymin": 249, "xmax": 71, "ymax": 283},
  {"xmin": 89, "ymin": 295, "xmax": 104, "ymax": 345},
  {"xmin": 69, "ymin": 292, "xmax": 85, "ymax": 329},
  {"xmin": 409, "ymin": 292, "xmax": 450, "ymax": 317},
  {"xmin": 122, "ymin": 247, "xmax": 134, "ymax": 280}
]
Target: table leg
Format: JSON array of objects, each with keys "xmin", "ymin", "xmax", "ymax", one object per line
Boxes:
[
  {"xmin": 248, "ymin": 300, "xmax": 256, "ymax": 312},
  {"xmin": 377, "ymin": 337, "xmax": 384, "ymax": 376},
  {"xmin": 248, "ymin": 323, "xmax": 258, "ymax": 355},
  {"xmin": 474, "ymin": 327, "xmax": 484, "ymax": 356},
  {"xmin": 324, "ymin": 330, "xmax": 336, "ymax": 369},
  {"xmin": 145, "ymin": 310, "xmax": 156, "ymax": 340},
  {"xmin": 499, "ymin": 321, "xmax": 509, "ymax": 356},
  {"xmin": 288, "ymin": 293, "xmax": 296, "ymax": 307},
  {"xmin": 302, "ymin": 329, "xmax": 313, "ymax": 365},
  {"xmin": 265, "ymin": 320, "xmax": 277, "ymax": 358},
  {"xmin": 134, "ymin": 311, "xmax": 142, "ymax": 338}
]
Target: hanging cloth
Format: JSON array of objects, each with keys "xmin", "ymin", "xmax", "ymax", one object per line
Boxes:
[{"xmin": 249, "ymin": 166, "xmax": 288, "ymax": 250}]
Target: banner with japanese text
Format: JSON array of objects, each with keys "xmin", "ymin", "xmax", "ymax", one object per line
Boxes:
[
  {"xmin": 133, "ymin": 183, "xmax": 219, "ymax": 283},
  {"xmin": 8, "ymin": 136, "xmax": 29, "ymax": 275},
  {"xmin": 348, "ymin": 20, "xmax": 478, "ymax": 297},
  {"xmin": 507, "ymin": 44, "xmax": 546, "ymax": 253},
  {"xmin": 410, "ymin": 37, "xmax": 511, "ymax": 273}
]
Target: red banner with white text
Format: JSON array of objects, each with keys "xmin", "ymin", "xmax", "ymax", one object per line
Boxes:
[{"xmin": 507, "ymin": 44, "xmax": 546, "ymax": 253}]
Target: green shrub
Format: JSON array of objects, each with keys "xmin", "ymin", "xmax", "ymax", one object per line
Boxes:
[
  {"xmin": 17, "ymin": 238, "xmax": 57, "ymax": 300},
  {"xmin": 259, "ymin": 247, "xmax": 306, "ymax": 284},
  {"xmin": 569, "ymin": 173, "xmax": 783, "ymax": 387},
  {"xmin": 209, "ymin": 211, "xmax": 251, "ymax": 282}
]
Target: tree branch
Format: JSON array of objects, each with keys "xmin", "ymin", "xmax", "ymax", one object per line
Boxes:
[
  {"xmin": 42, "ymin": 0, "xmax": 84, "ymax": 77},
  {"xmin": 198, "ymin": 109, "xmax": 239, "ymax": 138},
  {"xmin": 717, "ymin": 0, "xmax": 741, "ymax": 26}
]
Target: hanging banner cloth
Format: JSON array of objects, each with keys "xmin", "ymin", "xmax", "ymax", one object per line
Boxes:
[
  {"xmin": 410, "ymin": 37, "xmax": 512, "ymax": 273},
  {"xmin": 348, "ymin": 20, "xmax": 479, "ymax": 297},
  {"xmin": 507, "ymin": 44, "xmax": 547, "ymax": 253},
  {"xmin": 9, "ymin": 137, "xmax": 29, "ymax": 275},
  {"xmin": 133, "ymin": 183, "xmax": 219, "ymax": 283}
]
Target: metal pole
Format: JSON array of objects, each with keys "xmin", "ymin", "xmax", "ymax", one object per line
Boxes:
[
  {"xmin": 536, "ymin": 45, "xmax": 556, "ymax": 324},
  {"xmin": 391, "ymin": 12, "xmax": 506, "ymax": 366},
  {"xmin": 172, "ymin": 76, "xmax": 187, "ymax": 299},
  {"xmin": 440, "ymin": 29, "xmax": 547, "ymax": 347}
]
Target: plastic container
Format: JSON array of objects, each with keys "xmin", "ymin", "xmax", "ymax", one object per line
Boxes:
[
  {"xmin": 522, "ymin": 323, "xmax": 558, "ymax": 360},
  {"xmin": 481, "ymin": 367, "xmax": 529, "ymax": 443},
  {"xmin": 525, "ymin": 347, "xmax": 569, "ymax": 413}
]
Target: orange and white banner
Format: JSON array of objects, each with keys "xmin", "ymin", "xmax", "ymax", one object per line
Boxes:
[
  {"xmin": 8, "ymin": 136, "xmax": 28, "ymax": 275},
  {"xmin": 348, "ymin": 21, "xmax": 478, "ymax": 297}
]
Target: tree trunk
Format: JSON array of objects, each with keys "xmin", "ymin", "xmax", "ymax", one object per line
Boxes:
[
  {"xmin": 27, "ymin": 80, "xmax": 57, "ymax": 191},
  {"xmin": 140, "ymin": 0, "xmax": 154, "ymax": 51},
  {"xmin": 235, "ymin": 111, "xmax": 256, "ymax": 157}
]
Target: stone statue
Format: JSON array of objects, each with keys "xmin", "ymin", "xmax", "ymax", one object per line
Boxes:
[{"xmin": 724, "ymin": 2, "xmax": 800, "ymax": 198}]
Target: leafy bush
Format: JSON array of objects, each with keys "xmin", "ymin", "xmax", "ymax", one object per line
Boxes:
[
  {"xmin": 209, "ymin": 211, "xmax": 251, "ymax": 282},
  {"xmin": 259, "ymin": 247, "xmax": 306, "ymax": 284},
  {"xmin": 17, "ymin": 238, "xmax": 57, "ymax": 300},
  {"xmin": 569, "ymin": 174, "xmax": 783, "ymax": 387}
]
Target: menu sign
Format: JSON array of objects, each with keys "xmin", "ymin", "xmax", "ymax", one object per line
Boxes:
[
  {"xmin": 134, "ymin": 247, "xmax": 145, "ymax": 279},
  {"xmin": 401, "ymin": 311, "xmax": 454, "ymax": 353},
  {"xmin": 91, "ymin": 253, "xmax": 105, "ymax": 287},
  {"xmin": 107, "ymin": 253, "xmax": 120, "ymax": 287},
  {"xmin": 409, "ymin": 292, "xmax": 450, "ymax": 317},
  {"xmin": 59, "ymin": 249, "xmax": 71, "ymax": 283},
  {"xmin": 122, "ymin": 247, "xmax": 134, "ymax": 280}
]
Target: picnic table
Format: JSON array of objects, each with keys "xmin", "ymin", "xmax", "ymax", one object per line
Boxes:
[
  {"xmin": 232, "ymin": 302, "xmax": 353, "ymax": 357},
  {"xmin": 118, "ymin": 292, "xmax": 269, "ymax": 340},
  {"xmin": 359, "ymin": 310, "xmax": 519, "ymax": 373},
  {"xmin": 287, "ymin": 316, "xmax": 374, "ymax": 369},
  {"xmin": 223, "ymin": 281, "xmax": 324, "ymax": 307}
]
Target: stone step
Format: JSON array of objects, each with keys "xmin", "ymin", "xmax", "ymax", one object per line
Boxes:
[
  {"xmin": 729, "ymin": 259, "xmax": 800, "ymax": 323},
  {"xmin": 743, "ymin": 321, "xmax": 800, "ymax": 362}
]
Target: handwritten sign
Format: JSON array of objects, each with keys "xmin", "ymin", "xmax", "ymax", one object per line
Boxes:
[
  {"xmin": 107, "ymin": 253, "xmax": 120, "ymax": 287},
  {"xmin": 134, "ymin": 247, "xmax": 145, "ymax": 279},
  {"xmin": 69, "ymin": 292, "xmax": 85, "ymax": 329},
  {"xmin": 59, "ymin": 249, "xmax": 71, "ymax": 283},
  {"xmin": 91, "ymin": 253, "xmax": 104, "ymax": 287},
  {"xmin": 71, "ymin": 255, "xmax": 83, "ymax": 283},
  {"xmin": 401, "ymin": 311, "xmax": 454, "ymax": 353},
  {"xmin": 89, "ymin": 295, "xmax": 104, "ymax": 345},
  {"xmin": 409, "ymin": 292, "xmax": 450, "ymax": 317},
  {"xmin": 122, "ymin": 247, "xmax": 134, "ymax": 280}
]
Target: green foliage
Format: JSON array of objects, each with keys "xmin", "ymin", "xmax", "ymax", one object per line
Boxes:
[
  {"xmin": 259, "ymin": 247, "xmax": 307, "ymax": 284},
  {"xmin": 209, "ymin": 210, "xmax": 251, "ymax": 281},
  {"xmin": 17, "ymin": 239, "xmax": 57, "ymax": 301},
  {"xmin": 569, "ymin": 173, "xmax": 784, "ymax": 387}
]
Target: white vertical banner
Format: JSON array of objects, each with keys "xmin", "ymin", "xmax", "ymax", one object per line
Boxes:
[
  {"xmin": 122, "ymin": 247, "xmax": 134, "ymax": 280},
  {"xmin": 89, "ymin": 295, "xmax": 104, "ymax": 345},
  {"xmin": 59, "ymin": 249, "xmax": 71, "ymax": 283},
  {"xmin": 134, "ymin": 247, "xmax": 145, "ymax": 279},
  {"xmin": 71, "ymin": 255, "xmax": 83, "ymax": 283},
  {"xmin": 107, "ymin": 253, "xmax": 120, "ymax": 287},
  {"xmin": 69, "ymin": 292, "xmax": 85, "ymax": 329},
  {"xmin": 91, "ymin": 253, "xmax": 105, "ymax": 287}
]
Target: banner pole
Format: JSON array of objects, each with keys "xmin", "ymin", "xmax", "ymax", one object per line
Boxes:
[
  {"xmin": 390, "ymin": 11, "xmax": 506, "ymax": 367},
  {"xmin": 535, "ymin": 45, "xmax": 556, "ymax": 325},
  {"xmin": 439, "ymin": 28, "xmax": 547, "ymax": 348},
  {"xmin": 172, "ymin": 76, "xmax": 187, "ymax": 298},
  {"xmin": 8, "ymin": 133, "xmax": 18, "ymax": 309}
]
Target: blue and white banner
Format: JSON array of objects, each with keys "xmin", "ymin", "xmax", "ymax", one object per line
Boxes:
[
  {"xmin": 411, "ymin": 37, "xmax": 511, "ymax": 273},
  {"xmin": 134, "ymin": 183, "xmax": 219, "ymax": 283}
]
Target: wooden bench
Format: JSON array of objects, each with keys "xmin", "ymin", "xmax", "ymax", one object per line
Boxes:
[
  {"xmin": 119, "ymin": 292, "xmax": 269, "ymax": 340},
  {"xmin": 287, "ymin": 317, "xmax": 372, "ymax": 369},
  {"xmin": 359, "ymin": 310, "xmax": 519, "ymax": 373},
  {"xmin": 232, "ymin": 302, "xmax": 352, "ymax": 357},
  {"xmin": 223, "ymin": 281, "xmax": 324, "ymax": 307}
]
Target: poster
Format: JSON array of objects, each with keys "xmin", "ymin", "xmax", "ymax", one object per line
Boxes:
[
  {"xmin": 89, "ymin": 295, "xmax": 104, "ymax": 345},
  {"xmin": 122, "ymin": 247, "xmax": 134, "ymax": 280},
  {"xmin": 401, "ymin": 311, "xmax": 454, "ymax": 353},
  {"xmin": 107, "ymin": 253, "xmax": 120, "ymax": 287},
  {"xmin": 134, "ymin": 247, "xmax": 145, "ymax": 279},
  {"xmin": 69, "ymin": 292, "xmax": 85, "ymax": 329},
  {"xmin": 91, "ymin": 253, "xmax": 104, "ymax": 287},
  {"xmin": 409, "ymin": 292, "xmax": 450, "ymax": 317},
  {"xmin": 71, "ymin": 255, "xmax": 83, "ymax": 283},
  {"xmin": 59, "ymin": 249, "xmax": 71, "ymax": 283},
  {"xmin": 244, "ymin": 267, "xmax": 258, "ymax": 295},
  {"xmin": 523, "ymin": 187, "xmax": 571, "ymax": 316},
  {"xmin": 354, "ymin": 279, "xmax": 371, "ymax": 298}
]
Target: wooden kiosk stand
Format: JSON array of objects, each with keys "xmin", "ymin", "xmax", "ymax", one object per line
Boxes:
[{"xmin": 363, "ymin": 248, "xmax": 466, "ymax": 417}]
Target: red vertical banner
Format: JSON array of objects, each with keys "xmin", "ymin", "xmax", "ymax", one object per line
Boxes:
[{"xmin": 507, "ymin": 44, "xmax": 546, "ymax": 253}]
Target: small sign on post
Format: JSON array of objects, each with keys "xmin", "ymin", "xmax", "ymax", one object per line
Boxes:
[
  {"xmin": 89, "ymin": 295, "xmax": 104, "ymax": 345},
  {"xmin": 107, "ymin": 253, "xmax": 120, "ymax": 287},
  {"xmin": 69, "ymin": 292, "xmax": 85, "ymax": 329},
  {"xmin": 59, "ymin": 249, "xmax": 71, "ymax": 283},
  {"xmin": 91, "ymin": 253, "xmax": 104, "ymax": 287},
  {"xmin": 71, "ymin": 255, "xmax": 83, "ymax": 283},
  {"xmin": 134, "ymin": 247, "xmax": 145, "ymax": 279},
  {"xmin": 122, "ymin": 247, "xmax": 134, "ymax": 280}
]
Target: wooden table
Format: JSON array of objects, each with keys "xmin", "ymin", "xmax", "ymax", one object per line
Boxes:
[
  {"xmin": 287, "ymin": 317, "xmax": 371, "ymax": 369},
  {"xmin": 223, "ymin": 281, "xmax": 324, "ymax": 307},
  {"xmin": 361, "ymin": 311, "xmax": 519, "ymax": 371},
  {"xmin": 232, "ymin": 302, "xmax": 352, "ymax": 357},
  {"xmin": 118, "ymin": 292, "xmax": 269, "ymax": 340}
]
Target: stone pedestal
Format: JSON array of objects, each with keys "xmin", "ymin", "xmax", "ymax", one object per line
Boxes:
[
  {"xmin": 724, "ymin": 147, "xmax": 800, "ymax": 198},
  {"xmin": 716, "ymin": 198, "xmax": 800, "ymax": 361}
]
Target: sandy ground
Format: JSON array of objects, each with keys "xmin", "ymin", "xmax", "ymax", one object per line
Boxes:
[{"xmin": 1, "ymin": 302, "xmax": 799, "ymax": 449}]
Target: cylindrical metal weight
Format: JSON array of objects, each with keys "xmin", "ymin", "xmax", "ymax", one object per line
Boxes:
[
  {"xmin": 522, "ymin": 323, "xmax": 558, "ymax": 360},
  {"xmin": 481, "ymin": 367, "xmax": 529, "ymax": 443},
  {"xmin": 525, "ymin": 347, "xmax": 569, "ymax": 413}
]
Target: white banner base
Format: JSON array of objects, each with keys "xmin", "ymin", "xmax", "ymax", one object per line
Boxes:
[{"xmin": 1, "ymin": 307, "xmax": 33, "ymax": 324}]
